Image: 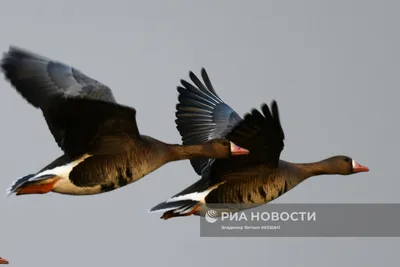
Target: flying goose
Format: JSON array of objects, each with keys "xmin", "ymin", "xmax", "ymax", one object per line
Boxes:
[
  {"xmin": 1, "ymin": 48, "xmax": 249, "ymax": 196},
  {"xmin": 149, "ymin": 69, "xmax": 369, "ymax": 219}
]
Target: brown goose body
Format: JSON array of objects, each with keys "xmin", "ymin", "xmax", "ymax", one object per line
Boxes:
[
  {"xmin": 14, "ymin": 134, "xmax": 239, "ymax": 196},
  {"xmin": 203, "ymin": 161, "xmax": 298, "ymax": 205},
  {"xmin": 0, "ymin": 257, "xmax": 8, "ymax": 264},
  {"xmin": 202, "ymin": 158, "xmax": 367, "ymax": 206},
  {"xmin": 1, "ymin": 47, "xmax": 248, "ymax": 196},
  {"xmin": 47, "ymin": 134, "xmax": 242, "ymax": 196},
  {"xmin": 150, "ymin": 68, "xmax": 369, "ymax": 219}
]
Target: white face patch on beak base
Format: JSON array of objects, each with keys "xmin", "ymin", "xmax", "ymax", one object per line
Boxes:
[
  {"xmin": 351, "ymin": 159, "xmax": 370, "ymax": 173},
  {"xmin": 229, "ymin": 142, "xmax": 249, "ymax": 156}
]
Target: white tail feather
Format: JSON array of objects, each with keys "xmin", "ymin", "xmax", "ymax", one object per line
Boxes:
[
  {"xmin": 5, "ymin": 154, "xmax": 92, "ymax": 196},
  {"xmin": 166, "ymin": 188, "xmax": 213, "ymax": 203}
]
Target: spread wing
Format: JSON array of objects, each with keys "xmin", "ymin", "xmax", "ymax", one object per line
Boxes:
[
  {"xmin": 200, "ymin": 100, "xmax": 285, "ymax": 186},
  {"xmin": 175, "ymin": 68, "xmax": 242, "ymax": 175},
  {"xmin": 43, "ymin": 98, "xmax": 140, "ymax": 159},
  {"xmin": 150, "ymin": 101, "xmax": 286, "ymax": 216},
  {"xmin": 225, "ymin": 101, "xmax": 285, "ymax": 167},
  {"xmin": 0, "ymin": 46, "xmax": 117, "ymax": 150}
]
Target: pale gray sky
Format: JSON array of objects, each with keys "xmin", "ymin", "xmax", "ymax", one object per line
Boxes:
[{"xmin": 0, "ymin": 0, "xmax": 398, "ymax": 266}]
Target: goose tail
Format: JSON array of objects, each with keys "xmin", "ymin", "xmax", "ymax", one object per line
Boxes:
[
  {"xmin": 149, "ymin": 199, "xmax": 201, "ymax": 220},
  {"xmin": 6, "ymin": 173, "xmax": 59, "ymax": 196},
  {"xmin": 6, "ymin": 154, "xmax": 93, "ymax": 196},
  {"xmin": 149, "ymin": 178, "xmax": 221, "ymax": 220}
]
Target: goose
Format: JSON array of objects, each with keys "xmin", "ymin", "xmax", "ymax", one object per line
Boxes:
[
  {"xmin": 149, "ymin": 68, "xmax": 369, "ymax": 219},
  {"xmin": 0, "ymin": 257, "xmax": 8, "ymax": 264},
  {"xmin": 1, "ymin": 48, "xmax": 249, "ymax": 196}
]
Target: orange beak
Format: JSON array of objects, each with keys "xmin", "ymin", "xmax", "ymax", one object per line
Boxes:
[
  {"xmin": 0, "ymin": 257, "xmax": 9, "ymax": 264},
  {"xmin": 230, "ymin": 142, "xmax": 249, "ymax": 156},
  {"xmin": 352, "ymin": 160, "xmax": 369, "ymax": 173}
]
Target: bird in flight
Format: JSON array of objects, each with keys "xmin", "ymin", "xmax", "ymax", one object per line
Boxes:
[
  {"xmin": 150, "ymin": 68, "xmax": 369, "ymax": 219},
  {"xmin": 1, "ymin": 47, "xmax": 249, "ymax": 196}
]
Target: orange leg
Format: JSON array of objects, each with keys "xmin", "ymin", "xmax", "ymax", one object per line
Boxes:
[
  {"xmin": 16, "ymin": 177, "xmax": 61, "ymax": 195},
  {"xmin": 161, "ymin": 204, "xmax": 201, "ymax": 220}
]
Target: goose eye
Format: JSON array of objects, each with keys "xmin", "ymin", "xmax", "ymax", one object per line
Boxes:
[{"xmin": 344, "ymin": 158, "xmax": 350, "ymax": 162}]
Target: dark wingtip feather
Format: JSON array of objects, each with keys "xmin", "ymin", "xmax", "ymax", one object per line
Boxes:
[
  {"xmin": 260, "ymin": 103, "xmax": 272, "ymax": 120},
  {"xmin": 225, "ymin": 100, "xmax": 285, "ymax": 166},
  {"xmin": 176, "ymin": 86, "xmax": 185, "ymax": 94},
  {"xmin": 200, "ymin": 68, "xmax": 218, "ymax": 95},
  {"xmin": 270, "ymin": 100, "xmax": 285, "ymax": 140},
  {"xmin": 180, "ymin": 79, "xmax": 188, "ymax": 87},
  {"xmin": 270, "ymin": 100, "xmax": 279, "ymax": 118},
  {"xmin": 2, "ymin": 46, "xmax": 50, "ymax": 65},
  {"xmin": 189, "ymin": 71, "xmax": 197, "ymax": 81},
  {"xmin": 200, "ymin": 68, "xmax": 209, "ymax": 82}
]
